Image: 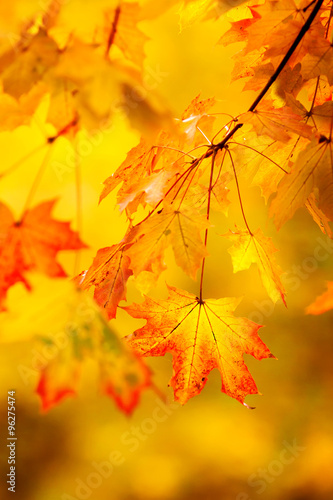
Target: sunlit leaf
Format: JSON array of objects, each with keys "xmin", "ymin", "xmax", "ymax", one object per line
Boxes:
[{"xmin": 125, "ymin": 285, "xmax": 274, "ymax": 405}]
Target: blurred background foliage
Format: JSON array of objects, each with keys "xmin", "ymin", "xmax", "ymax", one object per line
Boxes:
[{"xmin": 0, "ymin": 1, "xmax": 333, "ymax": 499}]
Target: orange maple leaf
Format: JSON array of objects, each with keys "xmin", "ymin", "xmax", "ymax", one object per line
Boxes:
[
  {"xmin": 244, "ymin": 0, "xmax": 315, "ymax": 62},
  {"xmin": 99, "ymin": 138, "xmax": 154, "ymax": 203},
  {"xmin": 36, "ymin": 354, "xmax": 80, "ymax": 412},
  {"xmin": 0, "ymin": 199, "xmax": 86, "ymax": 303},
  {"xmin": 300, "ymin": 24, "xmax": 333, "ymax": 84},
  {"xmin": 239, "ymin": 100, "xmax": 313, "ymax": 143},
  {"xmin": 305, "ymin": 193, "xmax": 332, "ymax": 238},
  {"xmin": 305, "ymin": 281, "xmax": 333, "ymax": 315},
  {"xmin": 99, "ymin": 134, "xmax": 181, "ymax": 210},
  {"xmin": 270, "ymin": 136, "xmax": 333, "ymax": 229},
  {"xmin": 78, "ymin": 245, "xmax": 133, "ymax": 319},
  {"xmin": 125, "ymin": 285, "xmax": 274, "ymax": 406},
  {"xmin": 181, "ymin": 94, "xmax": 216, "ymax": 143},
  {"xmin": 125, "ymin": 203, "xmax": 209, "ymax": 281},
  {"xmin": 304, "ymin": 76, "xmax": 332, "ymax": 106},
  {"xmin": 219, "ymin": 8, "xmax": 260, "ymax": 47}
]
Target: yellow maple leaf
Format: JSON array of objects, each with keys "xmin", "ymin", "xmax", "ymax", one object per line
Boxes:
[
  {"xmin": 179, "ymin": 0, "xmax": 248, "ymax": 30},
  {"xmin": 225, "ymin": 226, "xmax": 286, "ymax": 305},
  {"xmin": 270, "ymin": 137, "xmax": 333, "ymax": 229}
]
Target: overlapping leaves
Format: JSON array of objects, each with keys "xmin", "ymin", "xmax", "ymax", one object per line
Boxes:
[{"xmin": 0, "ymin": 0, "xmax": 332, "ymax": 413}]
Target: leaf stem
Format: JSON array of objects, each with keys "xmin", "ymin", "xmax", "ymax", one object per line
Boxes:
[
  {"xmin": 199, "ymin": 150, "xmax": 217, "ymax": 302},
  {"xmin": 105, "ymin": 5, "xmax": 121, "ymax": 58},
  {"xmin": 19, "ymin": 145, "xmax": 54, "ymax": 221},
  {"xmin": 226, "ymin": 148, "xmax": 253, "ymax": 236},
  {"xmin": 74, "ymin": 141, "xmax": 83, "ymax": 275},
  {"xmin": 0, "ymin": 142, "xmax": 47, "ymax": 179}
]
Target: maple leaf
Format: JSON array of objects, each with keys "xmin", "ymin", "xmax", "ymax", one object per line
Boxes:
[
  {"xmin": 227, "ymin": 0, "xmax": 330, "ymax": 92},
  {"xmin": 305, "ymin": 193, "xmax": 332, "ymax": 238},
  {"xmin": 0, "ymin": 29, "xmax": 59, "ymax": 99},
  {"xmin": 270, "ymin": 136, "xmax": 333, "ymax": 229},
  {"xmin": 99, "ymin": 134, "xmax": 182, "ymax": 213},
  {"xmin": 243, "ymin": 62, "xmax": 275, "ymax": 93},
  {"xmin": 0, "ymin": 199, "xmax": 87, "ymax": 304},
  {"xmin": 266, "ymin": 64, "xmax": 303, "ymax": 104},
  {"xmin": 125, "ymin": 203, "xmax": 209, "ymax": 281},
  {"xmin": 185, "ymin": 171, "xmax": 231, "ymax": 214},
  {"xmin": 0, "ymin": 83, "xmax": 47, "ymax": 131},
  {"xmin": 311, "ymin": 101, "xmax": 333, "ymax": 137},
  {"xmin": 304, "ymin": 76, "xmax": 332, "ymax": 106},
  {"xmin": 118, "ymin": 170, "xmax": 173, "ymax": 215},
  {"xmin": 218, "ymin": 8, "xmax": 260, "ymax": 47},
  {"xmin": 305, "ymin": 281, "xmax": 333, "ymax": 315},
  {"xmin": 49, "ymin": 40, "xmax": 121, "ymax": 130},
  {"xmin": 99, "ymin": 92, "xmax": 225, "ymax": 214},
  {"xmin": 230, "ymin": 130, "xmax": 301, "ymax": 202},
  {"xmin": 104, "ymin": 3, "xmax": 149, "ymax": 68},
  {"xmin": 230, "ymin": 48, "xmax": 266, "ymax": 83},
  {"xmin": 99, "ymin": 138, "xmax": 155, "ymax": 203},
  {"xmin": 0, "ymin": 275, "xmax": 151, "ymax": 413},
  {"xmin": 225, "ymin": 227, "xmax": 286, "ymax": 305},
  {"xmin": 78, "ymin": 245, "xmax": 133, "ymax": 320},
  {"xmin": 181, "ymin": 94, "xmax": 216, "ymax": 143},
  {"xmin": 1, "ymin": 0, "xmax": 332, "ymax": 417},
  {"xmin": 300, "ymin": 26, "xmax": 333, "ymax": 84},
  {"xmin": 36, "ymin": 351, "xmax": 80, "ymax": 412},
  {"xmin": 262, "ymin": 19, "xmax": 316, "ymax": 65},
  {"xmin": 244, "ymin": 1, "xmax": 314, "ymax": 60},
  {"xmin": 47, "ymin": 37, "xmax": 173, "ymax": 134},
  {"xmin": 179, "ymin": 0, "xmax": 248, "ymax": 30},
  {"xmin": 239, "ymin": 100, "xmax": 313, "ymax": 143},
  {"xmin": 125, "ymin": 285, "xmax": 274, "ymax": 405}
]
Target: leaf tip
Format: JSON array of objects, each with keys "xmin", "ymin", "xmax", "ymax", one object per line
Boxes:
[{"xmin": 243, "ymin": 402, "xmax": 256, "ymax": 410}]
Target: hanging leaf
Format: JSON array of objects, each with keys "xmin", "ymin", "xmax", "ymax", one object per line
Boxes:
[
  {"xmin": 0, "ymin": 199, "xmax": 87, "ymax": 305},
  {"xmin": 125, "ymin": 285, "xmax": 274, "ymax": 405},
  {"xmin": 225, "ymin": 226, "xmax": 286, "ymax": 305}
]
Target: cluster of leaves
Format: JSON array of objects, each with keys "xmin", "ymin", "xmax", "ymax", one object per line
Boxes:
[{"xmin": 0, "ymin": 0, "xmax": 332, "ymax": 413}]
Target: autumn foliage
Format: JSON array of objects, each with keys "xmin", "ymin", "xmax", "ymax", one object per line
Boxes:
[{"xmin": 0, "ymin": 0, "xmax": 332, "ymax": 414}]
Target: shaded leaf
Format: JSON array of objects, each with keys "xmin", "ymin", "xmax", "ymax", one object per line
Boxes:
[
  {"xmin": 270, "ymin": 137, "xmax": 333, "ymax": 229},
  {"xmin": 0, "ymin": 275, "xmax": 151, "ymax": 413},
  {"xmin": 239, "ymin": 100, "xmax": 313, "ymax": 143},
  {"xmin": 0, "ymin": 29, "xmax": 59, "ymax": 98},
  {"xmin": 218, "ymin": 8, "xmax": 260, "ymax": 47},
  {"xmin": 0, "ymin": 83, "xmax": 47, "ymax": 131},
  {"xmin": 125, "ymin": 204, "xmax": 209, "ymax": 281}
]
